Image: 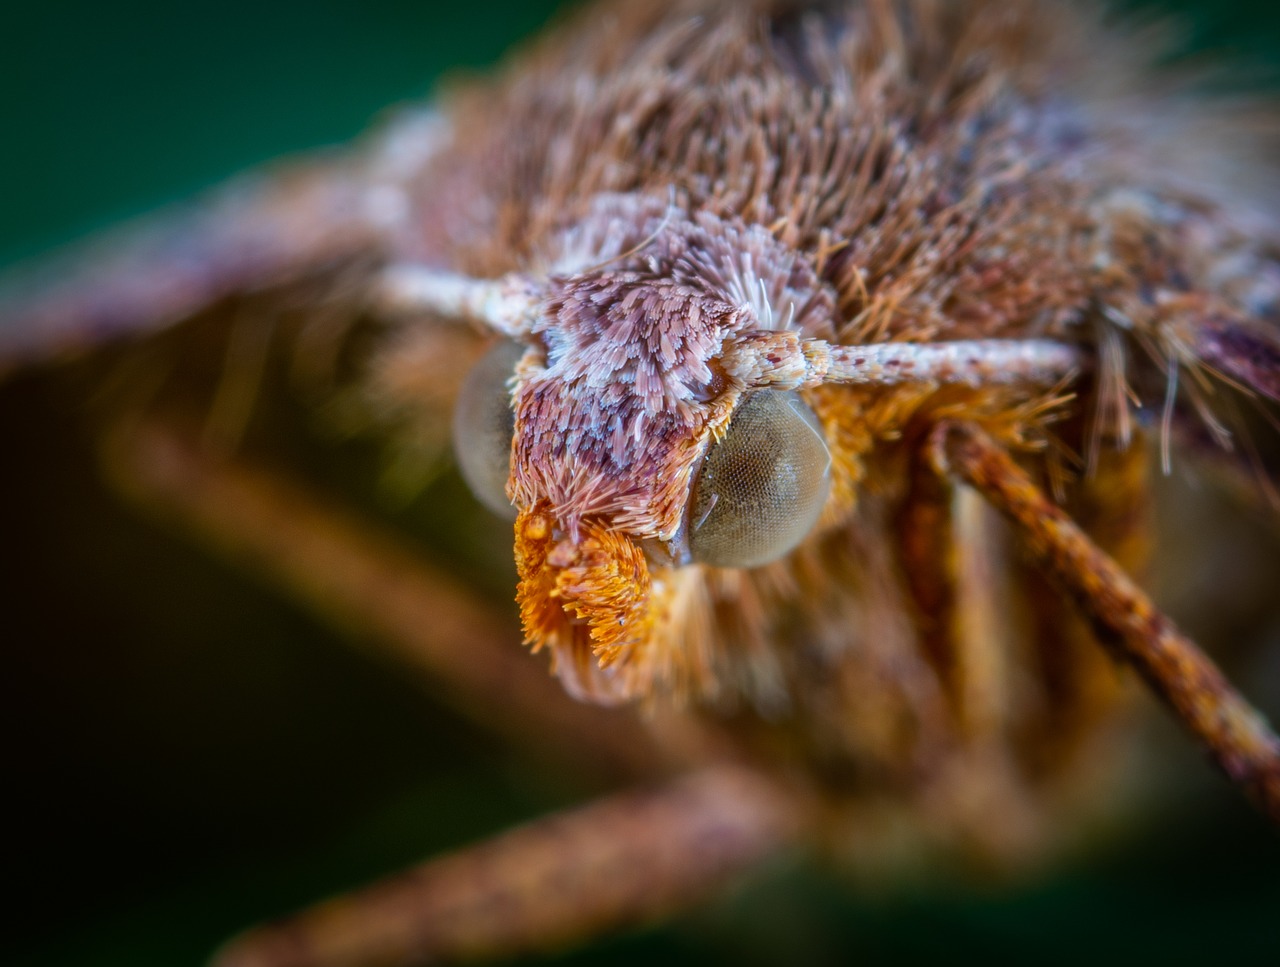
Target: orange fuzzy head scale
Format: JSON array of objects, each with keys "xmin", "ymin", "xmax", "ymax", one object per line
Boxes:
[{"xmin": 514, "ymin": 503, "xmax": 655, "ymax": 704}]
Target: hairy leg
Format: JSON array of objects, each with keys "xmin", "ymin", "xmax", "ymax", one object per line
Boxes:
[
  {"xmin": 100, "ymin": 416, "xmax": 713, "ymax": 783},
  {"xmin": 212, "ymin": 766, "xmax": 803, "ymax": 967},
  {"xmin": 929, "ymin": 422, "xmax": 1280, "ymax": 822}
]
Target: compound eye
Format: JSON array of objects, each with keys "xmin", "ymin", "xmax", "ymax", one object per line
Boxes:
[
  {"xmin": 452, "ymin": 340, "xmax": 524, "ymax": 519},
  {"xmin": 688, "ymin": 391, "xmax": 831, "ymax": 568}
]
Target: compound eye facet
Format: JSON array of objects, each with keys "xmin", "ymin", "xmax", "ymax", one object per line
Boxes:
[
  {"xmin": 452, "ymin": 340, "xmax": 524, "ymax": 519},
  {"xmin": 688, "ymin": 391, "xmax": 831, "ymax": 568}
]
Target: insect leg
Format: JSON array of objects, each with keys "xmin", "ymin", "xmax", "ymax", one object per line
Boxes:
[
  {"xmin": 894, "ymin": 456, "xmax": 969, "ymax": 722},
  {"xmin": 99, "ymin": 415, "xmax": 695, "ymax": 783},
  {"xmin": 211, "ymin": 766, "xmax": 803, "ymax": 967},
  {"xmin": 929, "ymin": 422, "xmax": 1280, "ymax": 823}
]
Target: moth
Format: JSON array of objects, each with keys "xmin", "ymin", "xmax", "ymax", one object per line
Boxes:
[{"xmin": 4, "ymin": 1, "xmax": 1280, "ymax": 965}]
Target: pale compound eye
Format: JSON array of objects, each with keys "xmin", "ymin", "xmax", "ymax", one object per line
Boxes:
[
  {"xmin": 452, "ymin": 340, "xmax": 524, "ymax": 519},
  {"xmin": 688, "ymin": 391, "xmax": 831, "ymax": 568}
]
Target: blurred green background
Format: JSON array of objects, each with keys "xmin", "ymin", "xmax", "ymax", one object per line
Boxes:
[{"xmin": 2, "ymin": 2, "xmax": 1280, "ymax": 965}]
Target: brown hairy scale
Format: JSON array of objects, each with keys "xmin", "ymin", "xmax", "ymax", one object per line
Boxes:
[{"xmin": 3, "ymin": 0, "xmax": 1280, "ymax": 964}]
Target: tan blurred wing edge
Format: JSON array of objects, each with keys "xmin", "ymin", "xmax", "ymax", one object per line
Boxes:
[{"xmin": 0, "ymin": 108, "xmax": 450, "ymax": 377}]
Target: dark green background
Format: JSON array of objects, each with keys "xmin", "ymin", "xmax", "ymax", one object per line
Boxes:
[{"xmin": 3, "ymin": 2, "xmax": 1280, "ymax": 966}]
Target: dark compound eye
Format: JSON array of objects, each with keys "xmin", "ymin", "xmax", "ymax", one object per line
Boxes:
[
  {"xmin": 452, "ymin": 340, "xmax": 524, "ymax": 519},
  {"xmin": 688, "ymin": 391, "xmax": 831, "ymax": 568}
]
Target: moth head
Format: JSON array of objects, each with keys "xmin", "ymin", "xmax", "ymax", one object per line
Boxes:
[{"xmin": 451, "ymin": 247, "xmax": 834, "ymax": 704}]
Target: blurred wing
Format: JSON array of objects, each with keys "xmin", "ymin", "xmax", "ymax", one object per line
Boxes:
[
  {"xmin": 0, "ymin": 109, "xmax": 448, "ymax": 376},
  {"xmin": 1193, "ymin": 314, "xmax": 1280, "ymax": 404}
]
